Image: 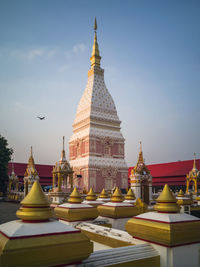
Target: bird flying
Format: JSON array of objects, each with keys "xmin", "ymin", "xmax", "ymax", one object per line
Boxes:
[{"xmin": 37, "ymin": 116, "xmax": 45, "ymax": 120}]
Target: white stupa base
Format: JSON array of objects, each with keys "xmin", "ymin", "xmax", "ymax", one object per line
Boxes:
[
  {"xmin": 97, "ymin": 216, "xmax": 131, "ymax": 231},
  {"xmin": 151, "ymin": 242, "xmax": 200, "ymax": 267},
  {"xmin": 59, "ymin": 219, "xmax": 95, "ymax": 228}
]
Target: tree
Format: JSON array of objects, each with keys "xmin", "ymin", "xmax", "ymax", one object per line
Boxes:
[{"xmin": 0, "ymin": 135, "xmax": 13, "ymax": 193}]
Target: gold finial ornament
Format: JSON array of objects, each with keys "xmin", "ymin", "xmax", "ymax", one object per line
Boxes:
[
  {"xmin": 125, "ymin": 188, "xmax": 136, "ymax": 200},
  {"xmin": 16, "ymin": 180, "xmax": 52, "ymax": 221},
  {"xmin": 68, "ymin": 187, "xmax": 82, "ymax": 203},
  {"xmin": 90, "ymin": 18, "xmax": 101, "ymax": 68},
  {"xmin": 86, "ymin": 187, "xmax": 97, "ymax": 201},
  {"xmin": 178, "ymin": 189, "xmax": 184, "ymax": 197},
  {"xmin": 111, "ymin": 187, "xmax": 123, "ymax": 202},
  {"xmin": 133, "ymin": 141, "xmax": 150, "ymax": 175},
  {"xmin": 24, "ymin": 146, "xmax": 38, "ymax": 178},
  {"xmin": 154, "ymin": 184, "xmax": 180, "ymax": 213},
  {"xmin": 99, "ymin": 188, "xmax": 109, "ymax": 199},
  {"xmin": 28, "ymin": 146, "xmax": 35, "ymax": 168},
  {"xmin": 60, "ymin": 136, "xmax": 66, "ymax": 163},
  {"xmin": 193, "ymin": 152, "xmax": 196, "ymax": 169},
  {"xmin": 94, "ymin": 17, "xmax": 97, "ymax": 31},
  {"xmin": 138, "ymin": 141, "xmax": 144, "ymax": 164}
]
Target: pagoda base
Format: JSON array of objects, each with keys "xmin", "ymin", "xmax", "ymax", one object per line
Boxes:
[
  {"xmin": 97, "ymin": 216, "xmax": 132, "ymax": 231},
  {"xmin": 49, "ymin": 191, "xmax": 67, "ymax": 207}
]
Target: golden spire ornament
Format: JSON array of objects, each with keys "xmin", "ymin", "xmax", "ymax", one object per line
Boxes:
[
  {"xmin": 86, "ymin": 187, "xmax": 97, "ymax": 201},
  {"xmin": 111, "ymin": 187, "xmax": 124, "ymax": 202},
  {"xmin": 28, "ymin": 146, "xmax": 35, "ymax": 167},
  {"xmin": 154, "ymin": 184, "xmax": 180, "ymax": 213},
  {"xmin": 94, "ymin": 17, "xmax": 97, "ymax": 31},
  {"xmin": 99, "ymin": 188, "xmax": 109, "ymax": 199},
  {"xmin": 60, "ymin": 136, "xmax": 66, "ymax": 163},
  {"xmin": 90, "ymin": 17, "xmax": 101, "ymax": 67},
  {"xmin": 125, "ymin": 188, "xmax": 136, "ymax": 200},
  {"xmin": 178, "ymin": 189, "xmax": 184, "ymax": 197},
  {"xmin": 16, "ymin": 180, "xmax": 52, "ymax": 222},
  {"xmin": 193, "ymin": 152, "xmax": 197, "ymax": 170},
  {"xmin": 68, "ymin": 187, "xmax": 82, "ymax": 203},
  {"xmin": 138, "ymin": 141, "xmax": 144, "ymax": 164}
]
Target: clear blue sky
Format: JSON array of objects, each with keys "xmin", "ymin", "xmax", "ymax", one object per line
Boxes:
[{"xmin": 0, "ymin": 0, "xmax": 200, "ymax": 166}]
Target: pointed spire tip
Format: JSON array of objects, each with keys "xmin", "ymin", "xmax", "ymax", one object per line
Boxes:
[{"xmin": 94, "ymin": 17, "xmax": 97, "ymax": 31}]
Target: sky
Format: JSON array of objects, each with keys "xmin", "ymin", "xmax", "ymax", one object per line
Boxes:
[{"xmin": 0, "ymin": 0, "xmax": 200, "ymax": 167}]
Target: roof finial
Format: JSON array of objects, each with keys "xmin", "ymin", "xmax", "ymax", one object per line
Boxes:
[
  {"xmin": 11, "ymin": 156, "xmax": 14, "ymax": 174},
  {"xmin": 90, "ymin": 17, "xmax": 101, "ymax": 68},
  {"xmin": 138, "ymin": 141, "xmax": 144, "ymax": 164},
  {"xmin": 193, "ymin": 152, "xmax": 196, "ymax": 169},
  {"xmin": 60, "ymin": 136, "xmax": 66, "ymax": 163},
  {"xmin": 28, "ymin": 146, "xmax": 35, "ymax": 168},
  {"xmin": 94, "ymin": 17, "xmax": 97, "ymax": 31},
  {"xmin": 63, "ymin": 136, "xmax": 65, "ymax": 150}
]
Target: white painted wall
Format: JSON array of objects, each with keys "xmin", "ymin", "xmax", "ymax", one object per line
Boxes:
[{"xmin": 151, "ymin": 243, "xmax": 200, "ymax": 267}]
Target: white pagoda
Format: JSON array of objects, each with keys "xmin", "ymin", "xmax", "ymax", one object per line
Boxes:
[{"xmin": 69, "ymin": 19, "xmax": 128, "ymax": 192}]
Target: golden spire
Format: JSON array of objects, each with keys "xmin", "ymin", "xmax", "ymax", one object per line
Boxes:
[
  {"xmin": 24, "ymin": 146, "xmax": 38, "ymax": 177},
  {"xmin": 111, "ymin": 187, "xmax": 123, "ymax": 202},
  {"xmin": 99, "ymin": 188, "xmax": 109, "ymax": 199},
  {"xmin": 125, "ymin": 188, "xmax": 136, "ymax": 200},
  {"xmin": 90, "ymin": 17, "xmax": 101, "ymax": 68},
  {"xmin": 11, "ymin": 157, "xmax": 15, "ymax": 175},
  {"xmin": 16, "ymin": 180, "xmax": 52, "ymax": 222},
  {"xmin": 178, "ymin": 189, "xmax": 184, "ymax": 197},
  {"xmin": 28, "ymin": 146, "xmax": 35, "ymax": 167},
  {"xmin": 138, "ymin": 141, "xmax": 144, "ymax": 164},
  {"xmin": 68, "ymin": 187, "xmax": 82, "ymax": 203},
  {"xmin": 60, "ymin": 136, "xmax": 66, "ymax": 163},
  {"xmin": 154, "ymin": 184, "xmax": 180, "ymax": 213},
  {"xmin": 86, "ymin": 187, "xmax": 97, "ymax": 201},
  {"xmin": 193, "ymin": 152, "xmax": 197, "ymax": 170}
]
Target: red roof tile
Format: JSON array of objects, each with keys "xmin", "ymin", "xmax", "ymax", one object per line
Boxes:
[
  {"xmin": 128, "ymin": 159, "xmax": 200, "ymax": 178},
  {"xmin": 8, "ymin": 162, "xmax": 53, "ymax": 178}
]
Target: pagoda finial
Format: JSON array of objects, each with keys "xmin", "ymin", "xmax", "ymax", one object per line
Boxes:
[
  {"xmin": 94, "ymin": 17, "xmax": 97, "ymax": 31},
  {"xmin": 11, "ymin": 157, "xmax": 14, "ymax": 174},
  {"xmin": 86, "ymin": 187, "xmax": 97, "ymax": 201},
  {"xmin": 125, "ymin": 188, "xmax": 136, "ymax": 200},
  {"xmin": 193, "ymin": 152, "xmax": 196, "ymax": 170},
  {"xmin": 63, "ymin": 136, "xmax": 65, "ymax": 150},
  {"xmin": 137, "ymin": 141, "xmax": 144, "ymax": 164},
  {"xmin": 99, "ymin": 188, "xmax": 109, "ymax": 199},
  {"xmin": 28, "ymin": 146, "xmax": 35, "ymax": 168},
  {"xmin": 16, "ymin": 180, "xmax": 52, "ymax": 221},
  {"xmin": 90, "ymin": 17, "xmax": 101, "ymax": 68},
  {"xmin": 60, "ymin": 136, "xmax": 66, "ymax": 163},
  {"xmin": 68, "ymin": 187, "xmax": 82, "ymax": 203},
  {"xmin": 111, "ymin": 187, "xmax": 123, "ymax": 203},
  {"xmin": 154, "ymin": 184, "xmax": 180, "ymax": 213}
]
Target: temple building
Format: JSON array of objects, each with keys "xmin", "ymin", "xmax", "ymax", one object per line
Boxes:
[
  {"xmin": 186, "ymin": 153, "xmax": 200, "ymax": 194},
  {"xmin": 69, "ymin": 19, "xmax": 128, "ymax": 192},
  {"xmin": 8, "ymin": 162, "xmax": 19, "ymax": 193},
  {"xmin": 23, "ymin": 147, "xmax": 39, "ymax": 196},
  {"xmin": 129, "ymin": 142, "xmax": 152, "ymax": 204},
  {"xmin": 50, "ymin": 137, "xmax": 73, "ymax": 206}
]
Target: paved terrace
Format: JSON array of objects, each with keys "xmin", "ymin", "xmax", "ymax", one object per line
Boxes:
[{"xmin": 0, "ymin": 202, "xmax": 20, "ymax": 224}]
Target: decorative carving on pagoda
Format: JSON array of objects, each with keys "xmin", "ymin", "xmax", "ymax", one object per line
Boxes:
[
  {"xmin": 186, "ymin": 153, "xmax": 200, "ymax": 195},
  {"xmin": 23, "ymin": 147, "xmax": 39, "ymax": 196}
]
